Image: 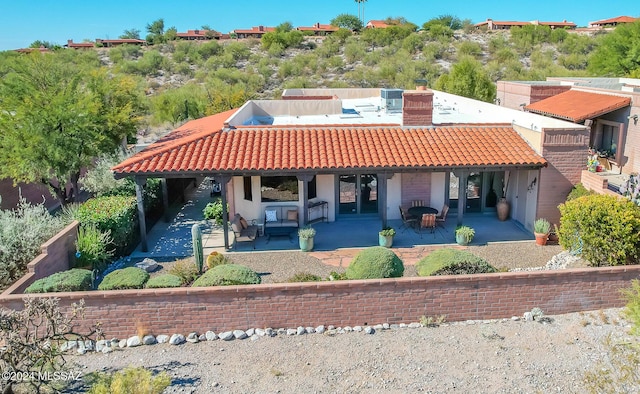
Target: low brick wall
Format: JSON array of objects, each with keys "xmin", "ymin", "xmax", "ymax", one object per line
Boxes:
[
  {"xmin": 1, "ymin": 221, "xmax": 79, "ymax": 295},
  {"xmin": 581, "ymin": 170, "xmax": 619, "ymax": 196},
  {"xmin": 1, "ymin": 265, "xmax": 638, "ymax": 338}
]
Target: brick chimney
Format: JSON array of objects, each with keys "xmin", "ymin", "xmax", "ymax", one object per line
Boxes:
[{"xmin": 402, "ymin": 87, "xmax": 434, "ymax": 127}]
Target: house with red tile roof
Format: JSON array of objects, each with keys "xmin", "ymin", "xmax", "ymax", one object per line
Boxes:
[
  {"xmin": 233, "ymin": 26, "xmax": 276, "ymax": 39},
  {"xmin": 366, "ymin": 20, "xmax": 390, "ymax": 29},
  {"xmin": 296, "ymin": 23, "xmax": 339, "ymax": 36},
  {"xmin": 498, "ymin": 77, "xmax": 640, "ymax": 179},
  {"xmin": 589, "ymin": 16, "xmax": 639, "ymax": 28},
  {"xmin": 176, "ymin": 29, "xmax": 229, "ymax": 40},
  {"xmin": 95, "ymin": 38, "xmax": 146, "ymax": 47},
  {"xmin": 64, "ymin": 39, "xmax": 94, "ymax": 49},
  {"xmin": 475, "ymin": 19, "xmax": 576, "ymax": 30},
  {"xmin": 113, "ymin": 87, "xmax": 589, "ymax": 251}
]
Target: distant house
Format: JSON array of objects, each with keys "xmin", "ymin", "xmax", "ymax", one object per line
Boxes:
[
  {"xmin": 176, "ymin": 29, "xmax": 224, "ymax": 40},
  {"xmin": 296, "ymin": 23, "xmax": 339, "ymax": 36},
  {"xmin": 475, "ymin": 18, "xmax": 576, "ymax": 30},
  {"xmin": 366, "ymin": 20, "xmax": 390, "ymax": 29},
  {"xmin": 64, "ymin": 39, "xmax": 94, "ymax": 49},
  {"xmin": 588, "ymin": 16, "xmax": 639, "ymax": 28},
  {"xmin": 95, "ymin": 38, "xmax": 146, "ymax": 47},
  {"xmin": 233, "ymin": 26, "xmax": 275, "ymax": 39}
]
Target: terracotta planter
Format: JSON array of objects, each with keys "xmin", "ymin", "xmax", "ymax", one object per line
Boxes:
[
  {"xmin": 534, "ymin": 233, "xmax": 548, "ymax": 246},
  {"xmin": 496, "ymin": 198, "xmax": 510, "ymax": 221}
]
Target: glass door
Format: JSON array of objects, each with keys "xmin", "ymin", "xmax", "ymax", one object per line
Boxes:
[
  {"xmin": 338, "ymin": 174, "xmax": 378, "ymax": 215},
  {"xmin": 466, "ymin": 172, "xmax": 482, "ymax": 213}
]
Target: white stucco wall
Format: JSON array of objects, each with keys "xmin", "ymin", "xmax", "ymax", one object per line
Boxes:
[{"xmin": 386, "ymin": 174, "xmax": 402, "ymax": 220}]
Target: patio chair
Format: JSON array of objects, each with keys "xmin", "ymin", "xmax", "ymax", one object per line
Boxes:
[
  {"xmin": 411, "ymin": 200, "xmax": 425, "ymax": 207},
  {"xmin": 399, "ymin": 206, "xmax": 418, "ymax": 233},
  {"xmin": 231, "ymin": 214, "xmax": 258, "ymax": 250},
  {"xmin": 420, "ymin": 213, "xmax": 437, "ymax": 237},
  {"xmin": 435, "ymin": 204, "xmax": 449, "ymax": 231}
]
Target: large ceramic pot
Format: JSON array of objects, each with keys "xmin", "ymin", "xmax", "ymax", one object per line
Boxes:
[
  {"xmin": 496, "ymin": 198, "xmax": 510, "ymax": 221},
  {"xmin": 534, "ymin": 233, "xmax": 548, "ymax": 246},
  {"xmin": 299, "ymin": 237, "xmax": 314, "ymax": 252},
  {"xmin": 379, "ymin": 234, "xmax": 394, "ymax": 248}
]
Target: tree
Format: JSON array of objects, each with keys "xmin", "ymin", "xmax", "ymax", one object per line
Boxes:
[
  {"xmin": 119, "ymin": 28, "xmax": 141, "ymax": 39},
  {"xmin": 145, "ymin": 18, "xmax": 165, "ymax": 44},
  {"xmin": 355, "ymin": 0, "xmax": 368, "ymax": 25},
  {"xmin": 0, "ymin": 52, "xmax": 146, "ymax": 204},
  {"xmin": 29, "ymin": 40, "xmax": 56, "ymax": 49},
  {"xmin": 330, "ymin": 14, "xmax": 363, "ymax": 32},
  {"xmin": 423, "ymin": 15, "xmax": 463, "ymax": 30},
  {"xmin": 434, "ymin": 56, "xmax": 496, "ymax": 102},
  {"xmin": 588, "ymin": 21, "xmax": 640, "ymax": 77}
]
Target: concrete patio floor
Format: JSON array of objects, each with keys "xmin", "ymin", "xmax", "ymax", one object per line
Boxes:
[{"xmin": 131, "ymin": 180, "xmax": 535, "ymax": 262}]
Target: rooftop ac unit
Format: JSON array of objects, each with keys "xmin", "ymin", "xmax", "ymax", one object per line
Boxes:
[{"xmin": 380, "ymin": 88, "xmax": 404, "ymax": 112}]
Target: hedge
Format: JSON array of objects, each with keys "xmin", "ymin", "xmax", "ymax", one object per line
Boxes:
[
  {"xmin": 25, "ymin": 269, "xmax": 93, "ymax": 293},
  {"xmin": 416, "ymin": 248, "xmax": 496, "ymax": 276},
  {"xmin": 345, "ymin": 246, "xmax": 404, "ymax": 279},
  {"xmin": 98, "ymin": 267, "xmax": 149, "ymax": 290},
  {"xmin": 192, "ymin": 264, "xmax": 261, "ymax": 287}
]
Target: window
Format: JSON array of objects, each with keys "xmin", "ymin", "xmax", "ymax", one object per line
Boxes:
[
  {"xmin": 261, "ymin": 176, "xmax": 299, "ymax": 202},
  {"xmin": 593, "ymin": 120, "xmax": 622, "ymax": 161},
  {"xmin": 308, "ymin": 176, "xmax": 317, "ymax": 199},
  {"xmin": 243, "ymin": 176, "xmax": 252, "ymax": 201}
]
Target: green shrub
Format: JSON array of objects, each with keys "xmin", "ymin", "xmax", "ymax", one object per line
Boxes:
[
  {"xmin": 192, "ymin": 264, "xmax": 261, "ymax": 287},
  {"xmin": 168, "ymin": 258, "xmax": 200, "ymax": 285},
  {"xmin": 345, "ymin": 246, "xmax": 404, "ymax": 279},
  {"xmin": 416, "ymin": 248, "xmax": 496, "ymax": 276},
  {"xmin": 145, "ymin": 274, "xmax": 183, "ymax": 289},
  {"xmin": 74, "ymin": 225, "xmax": 114, "ymax": 270},
  {"xmin": 76, "ymin": 196, "xmax": 137, "ymax": 257},
  {"xmin": 558, "ymin": 194, "xmax": 640, "ymax": 266},
  {"xmin": 88, "ymin": 366, "xmax": 171, "ymax": 394},
  {"xmin": 206, "ymin": 251, "xmax": 229, "ymax": 269},
  {"xmin": 566, "ymin": 183, "xmax": 593, "ymax": 201},
  {"xmin": 98, "ymin": 267, "xmax": 149, "ymax": 290},
  {"xmin": 622, "ymin": 279, "xmax": 640, "ymax": 336},
  {"xmin": 25, "ymin": 269, "xmax": 93, "ymax": 293},
  {"xmin": 0, "ymin": 197, "xmax": 66, "ymax": 289},
  {"xmin": 328, "ymin": 271, "xmax": 347, "ymax": 280},
  {"xmin": 287, "ymin": 272, "xmax": 321, "ymax": 282},
  {"xmin": 203, "ymin": 198, "xmax": 225, "ymax": 225}
]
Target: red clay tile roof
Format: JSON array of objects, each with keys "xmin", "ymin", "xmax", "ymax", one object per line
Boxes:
[
  {"xmin": 524, "ymin": 90, "xmax": 631, "ymax": 123},
  {"xmin": 233, "ymin": 26, "xmax": 276, "ymax": 34},
  {"xmin": 112, "ymin": 114, "xmax": 545, "ymax": 177},
  {"xmin": 590, "ymin": 16, "xmax": 639, "ymax": 26},
  {"xmin": 297, "ymin": 24, "xmax": 339, "ymax": 32},
  {"xmin": 366, "ymin": 20, "xmax": 390, "ymax": 28}
]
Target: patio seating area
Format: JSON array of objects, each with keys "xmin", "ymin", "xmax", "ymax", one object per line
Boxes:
[{"xmin": 130, "ymin": 180, "xmax": 535, "ymax": 259}]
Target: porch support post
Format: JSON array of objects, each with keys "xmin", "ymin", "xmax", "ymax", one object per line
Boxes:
[
  {"xmin": 160, "ymin": 178, "xmax": 170, "ymax": 223},
  {"xmin": 216, "ymin": 175, "xmax": 232, "ymax": 250},
  {"xmin": 134, "ymin": 176, "xmax": 148, "ymax": 252},
  {"xmin": 377, "ymin": 172, "xmax": 392, "ymax": 229},
  {"xmin": 456, "ymin": 170, "xmax": 469, "ymax": 226},
  {"xmin": 297, "ymin": 173, "xmax": 315, "ymax": 225}
]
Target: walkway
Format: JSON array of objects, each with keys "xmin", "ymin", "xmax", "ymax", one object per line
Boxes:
[{"xmin": 131, "ymin": 180, "xmax": 536, "ymax": 266}]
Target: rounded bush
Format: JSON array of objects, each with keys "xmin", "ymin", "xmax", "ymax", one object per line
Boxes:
[
  {"xmin": 192, "ymin": 264, "xmax": 261, "ymax": 287},
  {"xmin": 145, "ymin": 274, "xmax": 183, "ymax": 289},
  {"xmin": 25, "ymin": 269, "xmax": 93, "ymax": 293},
  {"xmin": 345, "ymin": 246, "xmax": 404, "ymax": 279},
  {"xmin": 206, "ymin": 251, "xmax": 229, "ymax": 269},
  {"xmin": 416, "ymin": 248, "xmax": 496, "ymax": 276},
  {"xmin": 98, "ymin": 267, "xmax": 149, "ymax": 290},
  {"xmin": 287, "ymin": 272, "xmax": 322, "ymax": 282}
]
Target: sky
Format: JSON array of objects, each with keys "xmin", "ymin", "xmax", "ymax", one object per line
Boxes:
[{"xmin": 0, "ymin": 0, "xmax": 636, "ymax": 51}]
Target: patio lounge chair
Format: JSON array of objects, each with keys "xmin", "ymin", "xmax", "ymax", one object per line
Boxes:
[{"xmin": 231, "ymin": 214, "xmax": 258, "ymax": 250}]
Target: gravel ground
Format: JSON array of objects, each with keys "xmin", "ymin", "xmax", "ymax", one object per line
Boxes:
[{"xmin": 67, "ymin": 308, "xmax": 637, "ymax": 393}]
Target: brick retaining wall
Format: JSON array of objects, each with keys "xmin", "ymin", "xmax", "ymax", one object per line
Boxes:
[{"xmin": 1, "ymin": 266, "xmax": 638, "ymax": 338}]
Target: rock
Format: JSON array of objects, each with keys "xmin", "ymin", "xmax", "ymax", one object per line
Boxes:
[
  {"xmin": 205, "ymin": 331, "xmax": 217, "ymax": 341},
  {"xmin": 328, "ymin": 325, "xmax": 335, "ymax": 330},
  {"xmin": 233, "ymin": 330, "xmax": 248, "ymax": 340},
  {"xmin": 169, "ymin": 334, "xmax": 185, "ymax": 345},
  {"xmin": 110, "ymin": 338, "xmax": 119, "ymax": 347},
  {"xmin": 250, "ymin": 334, "xmax": 259, "ymax": 341},
  {"xmin": 199, "ymin": 334, "xmax": 207, "ymax": 341},
  {"xmin": 246, "ymin": 328, "xmax": 255, "ymax": 337},
  {"xmin": 156, "ymin": 335, "xmax": 170, "ymax": 344},
  {"xmin": 399, "ymin": 323, "xmax": 407, "ymax": 328},
  {"xmin": 219, "ymin": 331, "xmax": 234, "ymax": 341},
  {"xmin": 297, "ymin": 326, "xmax": 306, "ymax": 335},
  {"xmin": 511, "ymin": 316, "xmax": 520, "ymax": 321},
  {"xmin": 84, "ymin": 340, "xmax": 95, "ymax": 351},
  {"xmin": 127, "ymin": 336, "xmax": 142, "ymax": 347},
  {"xmin": 382, "ymin": 323, "xmax": 390, "ymax": 330},
  {"xmin": 255, "ymin": 328, "xmax": 266, "ymax": 337},
  {"xmin": 142, "ymin": 335, "xmax": 157, "ymax": 345},
  {"xmin": 408, "ymin": 322, "xmax": 421, "ymax": 329},
  {"xmin": 265, "ymin": 328, "xmax": 276, "ymax": 337},
  {"xmin": 365, "ymin": 326, "xmax": 375, "ymax": 335},
  {"xmin": 353, "ymin": 326, "xmax": 363, "ymax": 332},
  {"xmin": 135, "ymin": 258, "xmax": 159, "ymax": 272},
  {"xmin": 315, "ymin": 325, "xmax": 325, "ymax": 334},
  {"xmin": 344, "ymin": 326, "xmax": 353, "ymax": 332},
  {"xmin": 118, "ymin": 339, "xmax": 127, "ymax": 348},
  {"xmin": 101, "ymin": 346, "xmax": 113, "ymax": 354},
  {"xmin": 95, "ymin": 340, "xmax": 108, "ymax": 353},
  {"xmin": 277, "ymin": 328, "xmax": 287, "ymax": 335},
  {"xmin": 286, "ymin": 328, "xmax": 297, "ymax": 336},
  {"xmin": 186, "ymin": 332, "xmax": 199, "ymax": 343},
  {"xmin": 523, "ymin": 312, "xmax": 534, "ymax": 321},
  {"xmin": 77, "ymin": 347, "xmax": 87, "ymax": 355}
]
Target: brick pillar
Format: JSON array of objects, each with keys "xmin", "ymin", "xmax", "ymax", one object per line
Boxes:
[{"xmin": 402, "ymin": 90, "xmax": 434, "ymax": 127}]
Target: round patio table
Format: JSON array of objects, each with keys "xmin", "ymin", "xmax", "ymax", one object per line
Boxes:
[{"xmin": 408, "ymin": 206, "xmax": 438, "ymax": 218}]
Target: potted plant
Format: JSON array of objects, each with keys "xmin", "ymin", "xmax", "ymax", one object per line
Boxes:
[
  {"xmin": 378, "ymin": 227, "xmax": 396, "ymax": 248},
  {"xmin": 496, "ymin": 171, "xmax": 510, "ymax": 221},
  {"xmin": 534, "ymin": 218, "xmax": 551, "ymax": 246},
  {"xmin": 547, "ymin": 224, "xmax": 560, "ymax": 244},
  {"xmin": 298, "ymin": 226, "xmax": 316, "ymax": 252},
  {"xmin": 455, "ymin": 226, "xmax": 475, "ymax": 246}
]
